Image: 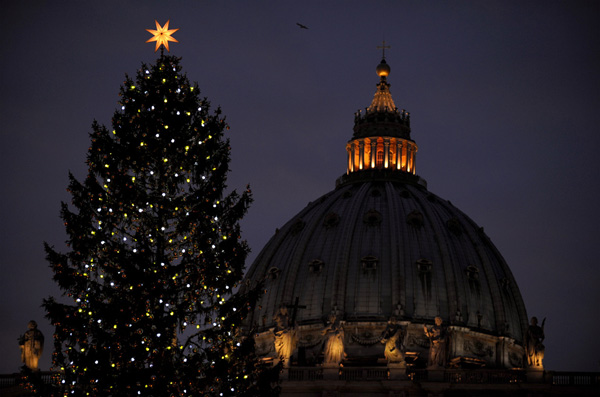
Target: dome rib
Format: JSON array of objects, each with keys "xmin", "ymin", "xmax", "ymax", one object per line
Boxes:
[
  {"xmin": 384, "ymin": 182, "xmax": 402, "ymax": 318},
  {"xmin": 280, "ymin": 198, "xmax": 329, "ymax": 320},
  {"xmin": 332, "ymin": 185, "xmax": 365, "ymax": 318}
]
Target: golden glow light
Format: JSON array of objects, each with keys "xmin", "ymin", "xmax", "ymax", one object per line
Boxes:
[{"xmin": 146, "ymin": 20, "xmax": 179, "ymax": 52}]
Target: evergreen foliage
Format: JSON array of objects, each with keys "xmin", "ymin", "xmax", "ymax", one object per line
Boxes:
[{"xmin": 43, "ymin": 55, "xmax": 279, "ymax": 396}]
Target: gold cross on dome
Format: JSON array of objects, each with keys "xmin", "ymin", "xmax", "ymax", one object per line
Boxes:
[
  {"xmin": 377, "ymin": 40, "xmax": 391, "ymax": 59},
  {"xmin": 146, "ymin": 20, "xmax": 179, "ymax": 52}
]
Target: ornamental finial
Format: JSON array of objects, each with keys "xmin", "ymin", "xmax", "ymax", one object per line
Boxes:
[{"xmin": 377, "ymin": 40, "xmax": 391, "ymax": 59}]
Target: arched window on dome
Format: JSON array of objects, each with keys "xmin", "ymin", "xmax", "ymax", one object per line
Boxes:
[
  {"xmin": 416, "ymin": 259, "xmax": 433, "ymax": 301},
  {"xmin": 466, "ymin": 265, "xmax": 481, "ymax": 299},
  {"xmin": 308, "ymin": 259, "xmax": 324, "ymax": 274},
  {"xmin": 267, "ymin": 267, "xmax": 281, "ymax": 280},
  {"xmin": 361, "ymin": 255, "xmax": 378, "ymax": 272},
  {"xmin": 323, "ymin": 212, "xmax": 340, "ymax": 229},
  {"xmin": 364, "ymin": 209, "xmax": 382, "ymax": 226},
  {"xmin": 376, "ymin": 137, "xmax": 384, "ymax": 168}
]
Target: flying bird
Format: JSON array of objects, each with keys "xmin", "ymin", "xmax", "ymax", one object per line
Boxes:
[{"xmin": 296, "ymin": 22, "xmax": 309, "ymax": 29}]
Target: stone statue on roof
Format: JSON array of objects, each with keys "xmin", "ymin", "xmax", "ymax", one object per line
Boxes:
[
  {"xmin": 322, "ymin": 314, "xmax": 345, "ymax": 366},
  {"xmin": 525, "ymin": 316, "xmax": 545, "ymax": 368},
  {"xmin": 381, "ymin": 316, "xmax": 405, "ymax": 364},
  {"xmin": 273, "ymin": 307, "xmax": 297, "ymax": 368},
  {"xmin": 424, "ymin": 316, "xmax": 448, "ymax": 368},
  {"xmin": 19, "ymin": 320, "xmax": 44, "ymax": 370}
]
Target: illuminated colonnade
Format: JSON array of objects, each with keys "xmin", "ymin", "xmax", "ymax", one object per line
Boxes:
[{"xmin": 346, "ymin": 136, "xmax": 417, "ymax": 174}]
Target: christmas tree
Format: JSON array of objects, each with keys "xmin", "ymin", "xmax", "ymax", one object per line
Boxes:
[{"xmin": 43, "ymin": 55, "xmax": 279, "ymax": 396}]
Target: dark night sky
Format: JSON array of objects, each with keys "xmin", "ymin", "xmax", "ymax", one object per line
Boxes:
[{"xmin": 1, "ymin": 1, "xmax": 599, "ymax": 373}]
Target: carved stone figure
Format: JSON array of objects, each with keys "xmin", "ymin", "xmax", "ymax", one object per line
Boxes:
[
  {"xmin": 19, "ymin": 321, "xmax": 44, "ymax": 370},
  {"xmin": 381, "ymin": 317, "xmax": 405, "ymax": 363},
  {"xmin": 273, "ymin": 307, "xmax": 297, "ymax": 367},
  {"xmin": 525, "ymin": 316, "xmax": 545, "ymax": 368},
  {"xmin": 423, "ymin": 316, "xmax": 448, "ymax": 368},
  {"xmin": 322, "ymin": 314, "xmax": 345, "ymax": 365}
]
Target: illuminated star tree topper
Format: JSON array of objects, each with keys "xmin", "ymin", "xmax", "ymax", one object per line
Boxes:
[{"xmin": 146, "ymin": 20, "xmax": 179, "ymax": 52}]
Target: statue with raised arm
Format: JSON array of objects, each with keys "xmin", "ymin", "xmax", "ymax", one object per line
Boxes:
[
  {"xmin": 525, "ymin": 316, "xmax": 545, "ymax": 368},
  {"xmin": 19, "ymin": 320, "xmax": 44, "ymax": 370},
  {"xmin": 423, "ymin": 316, "xmax": 448, "ymax": 368},
  {"xmin": 273, "ymin": 307, "xmax": 297, "ymax": 367},
  {"xmin": 322, "ymin": 314, "xmax": 345, "ymax": 366},
  {"xmin": 381, "ymin": 316, "xmax": 405, "ymax": 364}
]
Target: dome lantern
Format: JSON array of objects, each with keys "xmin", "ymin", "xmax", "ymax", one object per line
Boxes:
[{"xmin": 347, "ymin": 56, "xmax": 417, "ymax": 177}]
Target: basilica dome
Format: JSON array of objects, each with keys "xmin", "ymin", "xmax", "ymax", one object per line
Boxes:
[{"xmin": 243, "ymin": 58, "xmax": 529, "ymax": 369}]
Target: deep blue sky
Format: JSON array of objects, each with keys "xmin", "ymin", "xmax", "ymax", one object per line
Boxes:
[{"xmin": 1, "ymin": 1, "xmax": 599, "ymax": 373}]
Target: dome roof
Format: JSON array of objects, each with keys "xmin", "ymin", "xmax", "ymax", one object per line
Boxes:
[
  {"xmin": 245, "ymin": 175, "xmax": 528, "ymax": 342},
  {"xmin": 243, "ymin": 56, "xmax": 530, "ymax": 368}
]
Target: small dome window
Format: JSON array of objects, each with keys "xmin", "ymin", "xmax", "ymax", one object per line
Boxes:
[
  {"xmin": 406, "ymin": 210, "xmax": 424, "ymax": 229},
  {"xmin": 466, "ymin": 265, "xmax": 479, "ymax": 280},
  {"xmin": 416, "ymin": 259, "xmax": 432, "ymax": 273},
  {"xmin": 267, "ymin": 267, "xmax": 281, "ymax": 280},
  {"xmin": 447, "ymin": 217, "xmax": 463, "ymax": 236},
  {"xmin": 323, "ymin": 212, "xmax": 340, "ymax": 229},
  {"xmin": 308, "ymin": 259, "xmax": 324, "ymax": 274},
  {"xmin": 364, "ymin": 209, "xmax": 382, "ymax": 226},
  {"xmin": 361, "ymin": 255, "xmax": 378, "ymax": 271},
  {"xmin": 290, "ymin": 219, "xmax": 305, "ymax": 235}
]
